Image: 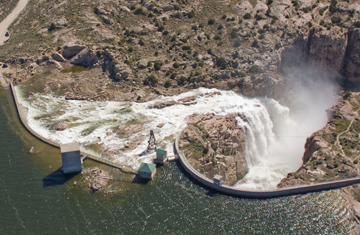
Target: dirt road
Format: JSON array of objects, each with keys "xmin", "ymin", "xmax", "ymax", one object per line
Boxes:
[{"xmin": 0, "ymin": 0, "xmax": 29, "ymax": 45}]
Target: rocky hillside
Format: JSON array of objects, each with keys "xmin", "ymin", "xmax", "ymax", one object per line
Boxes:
[
  {"xmin": 179, "ymin": 113, "xmax": 248, "ymax": 185},
  {"xmin": 1, "ymin": 0, "xmax": 360, "ymax": 101}
]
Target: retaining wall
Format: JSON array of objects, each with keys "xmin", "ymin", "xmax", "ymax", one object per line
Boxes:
[
  {"xmin": 175, "ymin": 128, "xmax": 360, "ymax": 199},
  {"xmin": 10, "ymin": 83, "xmax": 137, "ymax": 174}
]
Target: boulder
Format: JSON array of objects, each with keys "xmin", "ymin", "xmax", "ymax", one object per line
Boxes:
[
  {"xmin": 62, "ymin": 43, "xmax": 86, "ymax": 59},
  {"xmin": 51, "ymin": 52, "xmax": 66, "ymax": 62},
  {"xmin": 114, "ymin": 63, "xmax": 132, "ymax": 81},
  {"xmin": 88, "ymin": 167, "xmax": 109, "ymax": 192},
  {"xmin": 70, "ymin": 48, "xmax": 99, "ymax": 67},
  {"xmin": 137, "ymin": 59, "xmax": 148, "ymax": 69},
  {"xmin": 55, "ymin": 122, "xmax": 70, "ymax": 131},
  {"xmin": 162, "ymin": 5, "xmax": 174, "ymax": 11}
]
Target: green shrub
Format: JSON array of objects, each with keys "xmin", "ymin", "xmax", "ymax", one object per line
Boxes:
[
  {"xmin": 187, "ymin": 10, "xmax": 195, "ymax": 18},
  {"xmin": 329, "ymin": 0, "xmax": 338, "ymax": 13},
  {"xmin": 214, "ymin": 35, "xmax": 221, "ymax": 40},
  {"xmin": 191, "ymin": 25, "xmax": 198, "ymax": 31},
  {"xmin": 147, "ymin": 61, "xmax": 152, "ymax": 67},
  {"xmin": 355, "ymin": 21, "xmax": 360, "ymax": 28},
  {"xmin": 94, "ymin": 7, "xmax": 100, "ymax": 15},
  {"xmin": 251, "ymin": 39, "xmax": 259, "ymax": 48},
  {"xmin": 292, "ymin": 0, "xmax": 298, "ymax": 7},
  {"xmin": 96, "ymin": 51, "xmax": 102, "ymax": 57},
  {"xmin": 134, "ymin": 8, "xmax": 144, "ymax": 15},
  {"xmin": 249, "ymin": 65, "xmax": 261, "ymax": 73},
  {"xmin": 128, "ymin": 46, "xmax": 134, "ymax": 52},
  {"xmin": 182, "ymin": 45, "xmax": 192, "ymax": 50},
  {"xmin": 208, "ymin": 18, "xmax": 215, "ymax": 25},
  {"xmin": 173, "ymin": 62, "xmax": 180, "ymax": 68},
  {"xmin": 139, "ymin": 39, "xmax": 145, "ymax": 46},
  {"xmin": 230, "ymin": 28, "xmax": 239, "ymax": 38},
  {"xmin": 148, "ymin": 74, "xmax": 158, "ymax": 84},
  {"xmin": 331, "ymin": 16, "xmax": 341, "ymax": 24},
  {"xmin": 344, "ymin": 91, "xmax": 351, "ymax": 99},
  {"xmin": 267, "ymin": 0, "xmax": 273, "ymax": 5},
  {"xmin": 143, "ymin": 79, "xmax": 150, "ymax": 85},
  {"xmin": 222, "ymin": 14, "xmax": 227, "ymax": 19},
  {"xmin": 233, "ymin": 38, "xmax": 241, "ymax": 47},
  {"xmin": 164, "ymin": 80, "xmax": 172, "ymax": 88},
  {"xmin": 48, "ymin": 23, "xmax": 56, "ymax": 32},
  {"xmin": 154, "ymin": 61, "xmax": 162, "ymax": 70},
  {"xmin": 255, "ymin": 14, "xmax": 263, "ymax": 21},
  {"xmin": 319, "ymin": 9, "xmax": 324, "ymax": 16},
  {"xmin": 243, "ymin": 13, "xmax": 252, "ymax": 19},
  {"xmin": 157, "ymin": 25, "xmax": 165, "ymax": 32},
  {"xmin": 218, "ymin": 24, "xmax": 224, "ymax": 30},
  {"xmin": 170, "ymin": 73, "xmax": 177, "ymax": 79}
]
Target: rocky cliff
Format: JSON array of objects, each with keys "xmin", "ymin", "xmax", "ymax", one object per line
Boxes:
[{"xmin": 179, "ymin": 113, "xmax": 248, "ymax": 185}]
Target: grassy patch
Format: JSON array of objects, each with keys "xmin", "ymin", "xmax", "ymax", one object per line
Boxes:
[
  {"xmin": 330, "ymin": 118, "xmax": 351, "ymax": 134},
  {"xmin": 21, "ymin": 71, "xmax": 51, "ymax": 96},
  {"xmin": 184, "ymin": 140, "xmax": 205, "ymax": 160},
  {"xmin": 249, "ymin": 0, "xmax": 258, "ymax": 8},
  {"xmin": 61, "ymin": 65, "xmax": 90, "ymax": 73},
  {"xmin": 322, "ymin": 133, "xmax": 336, "ymax": 145}
]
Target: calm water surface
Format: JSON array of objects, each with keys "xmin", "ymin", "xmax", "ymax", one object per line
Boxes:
[{"xmin": 0, "ymin": 88, "xmax": 358, "ymax": 234}]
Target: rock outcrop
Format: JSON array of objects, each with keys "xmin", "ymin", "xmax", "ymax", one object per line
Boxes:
[
  {"xmin": 55, "ymin": 122, "xmax": 70, "ymax": 131},
  {"xmin": 70, "ymin": 48, "xmax": 99, "ymax": 68},
  {"xmin": 62, "ymin": 43, "xmax": 86, "ymax": 59},
  {"xmin": 180, "ymin": 113, "xmax": 248, "ymax": 185},
  {"xmin": 87, "ymin": 167, "xmax": 109, "ymax": 192},
  {"xmin": 51, "ymin": 52, "xmax": 65, "ymax": 62}
]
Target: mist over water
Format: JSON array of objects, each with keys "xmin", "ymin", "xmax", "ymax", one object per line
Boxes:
[{"xmin": 17, "ymin": 69, "xmax": 339, "ymax": 190}]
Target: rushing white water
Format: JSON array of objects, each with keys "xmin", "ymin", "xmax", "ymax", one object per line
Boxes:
[{"xmin": 16, "ymin": 86, "xmax": 326, "ymax": 189}]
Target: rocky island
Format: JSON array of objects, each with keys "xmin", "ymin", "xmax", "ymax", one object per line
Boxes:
[{"xmin": 179, "ymin": 113, "xmax": 248, "ymax": 185}]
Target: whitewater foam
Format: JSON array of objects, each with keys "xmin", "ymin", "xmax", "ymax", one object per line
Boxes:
[{"xmin": 16, "ymin": 86, "xmax": 323, "ymax": 189}]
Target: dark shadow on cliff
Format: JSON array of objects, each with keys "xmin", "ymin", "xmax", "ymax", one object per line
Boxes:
[{"xmin": 43, "ymin": 167, "xmax": 78, "ymax": 187}]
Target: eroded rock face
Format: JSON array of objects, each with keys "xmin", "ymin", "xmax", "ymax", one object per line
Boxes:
[
  {"xmin": 345, "ymin": 29, "xmax": 360, "ymax": 82},
  {"xmin": 180, "ymin": 113, "xmax": 248, "ymax": 185},
  {"xmin": 308, "ymin": 28, "xmax": 348, "ymax": 73},
  {"xmin": 70, "ymin": 48, "xmax": 99, "ymax": 68},
  {"xmin": 102, "ymin": 50, "xmax": 133, "ymax": 81}
]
